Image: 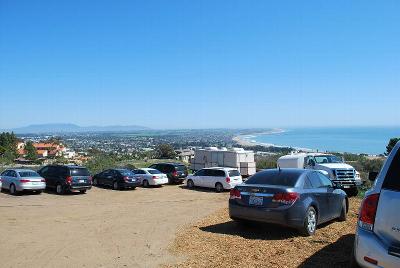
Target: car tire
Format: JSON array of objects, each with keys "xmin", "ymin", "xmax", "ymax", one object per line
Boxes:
[
  {"xmin": 300, "ymin": 207, "xmax": 317, "ymax": 236},
  {"xmin": 56, "ymin": 184, "xmax": 64, "ymax": 195},
  {"xmin": 93, "ymin": 178, "xmax": 98, "ymax": 186},
  {"xmin": 215, "ymin": 183, "xmax": 224, "ymax": 193},
  {"xmin": 35, "ymin": 190, "xmax": 42, "ymax": 195},
  {"xmin": 131, "ymin": 187, "xmax": 136, "ymax": 190},
  {"xmin": 9, "ymin": 184, "xmax": 17, "ymax": 195},
  {"xmin": 113, "ymin": 181, "xmax": 120, "ymax": 190},
  {"xmin": 338, "ymin": 199, "xmax": 347, "ymax": 221},
  {"xmin": 79, "ymin": 190, "xmax": 86, "ymax": 194},
  {"xmin": 143, "ymin": 180, "xmax": 149, "ymax": 188},
  {"xmin": 187, "ymin": 179, "xmax": 194, "ymax": 189}
]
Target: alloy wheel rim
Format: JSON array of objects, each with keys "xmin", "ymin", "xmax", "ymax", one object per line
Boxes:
[
  {"xmin": 307, "ymin": 210, "xmax": 316, "ymax": 233},
  {"xmin": 10, "ymin": 185, "xmax": 15, "ymax": 194}
]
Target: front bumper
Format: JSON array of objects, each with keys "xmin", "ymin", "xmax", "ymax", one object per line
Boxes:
[
  {"xmin": 229, "ymin": 202, "xmax": 304, "ymax": 229},
  {"xmin": 354, "ymin": 227, "xmax": 400, "ymax": 268},
  {"xmin": 332, "ymin": 180, "xmax": 361, "ymax": 188}
]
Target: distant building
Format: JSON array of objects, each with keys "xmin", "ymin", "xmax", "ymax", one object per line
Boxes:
[{"xmin": 16, "ymin": 141, "xmax": 70, "ymax": 159}]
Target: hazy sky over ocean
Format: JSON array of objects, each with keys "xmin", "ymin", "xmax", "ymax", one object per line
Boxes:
[{"xmin": 1, "ymin": 0, "xmax": 399, "ymax": 129}]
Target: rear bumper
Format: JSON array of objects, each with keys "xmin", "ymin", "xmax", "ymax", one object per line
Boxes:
[
  {"xmin": 18, "ymin": 183, "xmax": 46, "ymax": 191},
  {"xmin": 69, "ymin": 185, "xmax": 92, "ymax": 191},
  {"xmin": 229, "ymin": 202, "xmax": 304, "ymax": 229},
  {"xmin": 170, "ymin": 176, "xmax": 186, "ymax": 183},
  {"xmin": 354, "ymin": 227, "xmax": 400, "ymax": 268},
  {"xmin": 150, "ymin": 178, "xmax": 168, "ymax": 185}
]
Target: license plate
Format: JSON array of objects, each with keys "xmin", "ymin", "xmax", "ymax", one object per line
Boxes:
[
  {"xmin": 32, "ymin": 182, "xmax": 40, "ymax": 185},
  {"xmin": 343, "ymin": 185, "xmax": 350, "ymax": 189},
  {"xmin": 79, "ymin": 179, "xmax": 85, "ymax": 183},
  {"xmin": 249, "ymin": 195, "xmax": 263, "ymax": 206}
]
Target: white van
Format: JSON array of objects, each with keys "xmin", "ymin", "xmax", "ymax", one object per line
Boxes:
[{"xmin": 185, "ymin": 167, "xmax": 243, "ymax": 192}]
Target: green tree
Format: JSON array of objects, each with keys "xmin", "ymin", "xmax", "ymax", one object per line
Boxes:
[
  {"xmin": 0, "ymin": 132, "xmax": 18, "ymax": 162},
  {"xmin": 25, "ymin": 141, "xmax": 38, "ymax": 160},
  {"xmin": 85, "ymin": 153, "xmax": 118, "ymax": 174},
  {"xmin": 155, "ymin": 144, "xmax": 177, "ymax": 159},
  {"xmin": 386, "ymin": 138, "xmax": 400, "ymax": 155}
]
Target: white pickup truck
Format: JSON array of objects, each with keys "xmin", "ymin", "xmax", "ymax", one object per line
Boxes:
[{"xmin": 277, "ymin": 153, "xmax": 362, "ymax": 196}]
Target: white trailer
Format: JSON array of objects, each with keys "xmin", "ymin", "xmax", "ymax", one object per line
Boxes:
[{"xmin": 190, "ymin": 147, "xmax": 256, "ymax": 177}]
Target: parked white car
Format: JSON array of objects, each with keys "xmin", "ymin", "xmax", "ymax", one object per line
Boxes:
[
  {"xmin": 0, "ymin": 169, "xmax": 46, "ymax": 195},
  {"xmin": 131, "ymin": 168, "xmax": 169, "ymax": 187},
  {"xmin": 186, "ymin": 167, "xmax": 243, "ymax": 192}
]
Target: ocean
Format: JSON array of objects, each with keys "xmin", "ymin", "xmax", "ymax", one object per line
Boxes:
[{"xmin": 247, "ymin": 127, "xmax": 400, "ymax": 155}]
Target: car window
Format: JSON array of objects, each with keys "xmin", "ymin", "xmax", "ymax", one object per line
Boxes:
[
  {"xmin": 39, "ymin": 167, "xmax": 49, "ymax": 176},
  {"xmin": 308, "ymin": 172, "xmax": 323, "ymax": 188},
  {"xmin": 195, "ymin": 169, "xmax": 205, "ymax": 176},
  {"xmin": 1, "ymin": 170, "xmax": 9, "ymax": 176},
  {"xmin": 228, "ymin": 170, "xmax": 240, "ymax": 177},
  {"xmin": 9, "ymin": 171, "xmax": 17, "ymax": 177},
  {"xmin": 203, "ymin": 169, "xmax": 214, "ymax": 176},
  {"xmin": 382, "ymin": 149, "xmax": 400, "ymax": 191},
  {"xmin": 303, "ymin": 177, "xmax": 313, "ymax": 189},
  {"xmin": 18, "ymin": 171, "xmax": 41, "ymax": 177},
  {"xmin": 70, "ymin": 168, "xmax": 90, "ymax": 176},
  {"xmin": 148, "ymin": 169, "xmax": 162, "ymax": 175},
  {"xmin": 175, "ymin": 165, "xmax": 187, "ymax": 172},
  {"xmin": 317, "ymin": 172, "xmax": 333, "ymax": 187},
  {"xmin": 245, "ymin": 170, "xmax": 300, "ymax": 187},
  {"xmin": 214, "ymin": 170, "xmax": 226, "ymax": 177}
]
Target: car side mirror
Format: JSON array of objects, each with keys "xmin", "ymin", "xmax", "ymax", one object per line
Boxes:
[{"xmin": 369, "ymin": 171, "xmax": 378, "ymax": 182}]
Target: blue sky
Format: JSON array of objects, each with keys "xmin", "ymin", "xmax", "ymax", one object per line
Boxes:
[{"xmin": 0, "ymin": 0, "xmax": 399, "ymax": 129}]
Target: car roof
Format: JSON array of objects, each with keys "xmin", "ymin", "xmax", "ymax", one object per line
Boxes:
[
  {"xmin": 259, "ymin": 168, "xmax": 310, "ymax": 176},
  {"xmin": 7, "ymin": 169, "xmax": 37, "ymax": 173},
  {"xmin": 140, "ymin": 168, "xmax": 156, "ymax": 171},
  {"xmin": 154, "ymin": 162, "xmax": 185, "ymax": 166}
]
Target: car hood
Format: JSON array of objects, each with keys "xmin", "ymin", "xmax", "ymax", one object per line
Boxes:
[{"xmin": 318, "ymin": 163, "xmax": 354, "ymax": 170}]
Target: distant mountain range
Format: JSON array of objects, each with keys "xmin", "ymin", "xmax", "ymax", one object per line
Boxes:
[{"xmin": 1, "ymin": 123, "xmax": 150, "ymax": 134}]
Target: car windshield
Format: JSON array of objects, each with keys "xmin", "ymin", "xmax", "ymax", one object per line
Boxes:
[
  {"xmin": 148, "ymin": 169, "xmax": 162, "ymax": 174},
  {"xmin": 70, "ymin": 168, "xmax": 90, "ymax": 176},
  {"xmin": 245, "ymin": 170, "xmax": 300, "ymax": 187},
  {"xmin": 314, "ymin": 155, "xmax": 343, "ymax": 164},
  {"xmin": 228, "ymin": 170, "xmax": 241, "ymax": 177},
  {"xmin": 18, "ymin": 171, "xmax": 41, "ymax": 177}
]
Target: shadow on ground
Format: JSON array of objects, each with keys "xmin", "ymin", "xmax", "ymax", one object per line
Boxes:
[
  {"xmin": 200, "ymin": 220, "xmax": 299, "ymax": 240},
  {"xmin": 179, "ymin": 185, "xmax": 222, "ymax": 194},
  {"xmin": 299, "ymin": 234, "xmax": 355, "ymax": 268}
]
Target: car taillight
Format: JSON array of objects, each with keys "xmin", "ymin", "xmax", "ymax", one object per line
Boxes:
[
  {"xmin": 359, "ymin": 193, "xmax": 380, "ymax": 231},
  {"xmin": 123, "ymin": 176, "xmax": 129, "ymax": 182},
  {"xmin": 41, "ymin": 179, "xmax": 46, "ymax": 182},
  {"xmin": 19, "ymin": 179, "xmax": 31, "ymax": 183},
  {"xmin": 230, "ymin": 189, "xmax": 241, "ymax": 199},
  {"xmin": 152, "ymin": 176, "xmax": 158, "ymax": 179},
  {"xmin": 226, "ymin": 177, "xmax": 231, "ymax": 183},
  {"xmin": 172, "ymin": 171, "xmax": 178, "ymax": 177},
  {"xmin": 66, "ymin": 176, "xmax": 73, "ymax": 184},
  {"xmin": 272, "ymin": 192, "xmax": 299, "ymax": 205}
]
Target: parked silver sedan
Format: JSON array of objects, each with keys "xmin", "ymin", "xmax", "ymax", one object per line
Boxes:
[{"xmin": 1, "ymin": 169, "xmax": 46, "ymax": 195}]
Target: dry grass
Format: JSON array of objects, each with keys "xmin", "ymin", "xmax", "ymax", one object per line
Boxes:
[{"xmin": 167, "ymin": 198, "xmax": 361, "ymax": 268}]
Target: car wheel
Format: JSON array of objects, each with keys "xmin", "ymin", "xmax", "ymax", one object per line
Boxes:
[
  {"xmin": 93, "ymin": 178, "xmax": 98, "ymax": 186},
  {"xmin": 187, "ymin": 179, "xmax": 194, "ymax": 188},
  {"xmin": 35, "ymin": 190, "xmax": 42, "ymax": 195},
  {"xmin": 56, "ymin": 184, "xmax": 64, "ymax": 195},
  {"xmin": 338, "ymin": 199, "xmax": 347, "ymax": 221},
  {"xmin": 79, "ymin": 190, "xmax": 86, "ymax": 194},
  {"xmin": 300, "ymin": 207, "xmax": 317, "ymax": 236},
  {"xmin": 143, "ymin": 180, "xmax": 149, "ymax": 188},
  {"xmin": 113, "ymin": 181, "xmax": 120, "ymax": 190},
  {"xmin": 9, "ymin": 184, "xmax": 17, "ymax": 195},
  {"xmin": 215, "ymin": 183, "xmax": 224, "ymax": 193}
]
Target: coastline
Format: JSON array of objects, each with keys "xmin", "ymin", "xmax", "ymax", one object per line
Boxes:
[{"xmin": 233, "ymin": 128, "xmax": 287, "ymax": 148}]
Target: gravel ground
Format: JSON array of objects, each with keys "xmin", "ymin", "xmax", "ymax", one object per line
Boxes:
[{"xmin": 167, "ymin": 197, "xmax": 361, "ymax": 268}]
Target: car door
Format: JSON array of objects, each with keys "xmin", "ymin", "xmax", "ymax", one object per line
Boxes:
[
  {"xmin": 308, "ymin": 171, "xmax": 330, "ymax": 222},
  {"xmin": 202, "ymin": 169, "xmax": 214, "ymax": 188},
  {"xmin": 46, "ymin": 166, "xmax": 58, "ymax": 188},
  {"xmin": 317, "ymin": 172, "xmax": 341, "ymax": 219},
  {"xmin": 104, "ymin": 170, "xmax": 115, "ymax": 186},
  {"xmin": 210, "ymin": 170, "xmax": 225, "ymax": 188},
  {"xmin": 192, "ymin": 169, "xmax": 205, "ymax": 186},
  {"xmin": 9, "ymin": 170, "xmax": 18, "ymax": 187}
]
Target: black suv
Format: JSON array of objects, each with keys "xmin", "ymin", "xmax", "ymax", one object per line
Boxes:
[
  {"xmin": 148, "ymin": 163, "xmax": 188, "ymax": 184},
  {"xmin": 38, "ymin": 165, "xmax": 92, "ymax": 194}
]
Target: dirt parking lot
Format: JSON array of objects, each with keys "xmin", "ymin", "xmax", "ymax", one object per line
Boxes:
[
  {"xmin": 0, "ymin": 185, "xmax": 227, "ymax": 268},
  {"xmin": 168, "ymin": 197, "xmax": 361, "ymax": 268}
]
